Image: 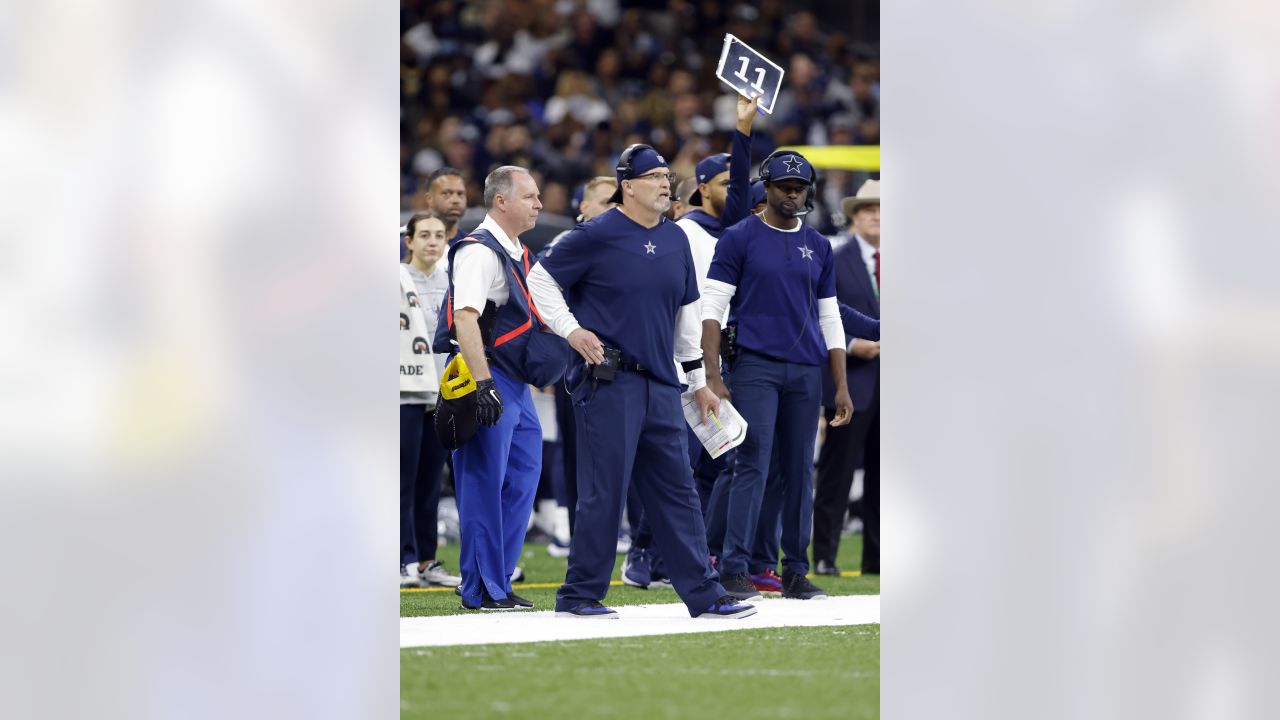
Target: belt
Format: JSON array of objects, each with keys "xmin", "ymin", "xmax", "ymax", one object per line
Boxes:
[
  {"xmin": 741, "ymin": 347, "xmax": 789, "ymax": 364},
  {"xmin": 619, "ymin": 359, "xmax": 652, "ymax": 375}
]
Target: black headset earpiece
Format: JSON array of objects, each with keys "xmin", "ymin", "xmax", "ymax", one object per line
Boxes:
[{"xmin": 615, "ymin": 143, "xmax": 653, "ymax": 177}]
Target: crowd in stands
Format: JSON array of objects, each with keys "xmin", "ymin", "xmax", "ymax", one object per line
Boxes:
[{"xmin": 400, "ymin": 0, "xmax": 879, "ymax": 234}]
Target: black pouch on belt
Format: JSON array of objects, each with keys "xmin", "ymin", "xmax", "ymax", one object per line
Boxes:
[
  {"xmin": 588, "ymin": 346, "xmax": 621, "ymax": 383},
  {"xmin": 721, "ymin": 324, "xmax": 740, "ymax": 364}
]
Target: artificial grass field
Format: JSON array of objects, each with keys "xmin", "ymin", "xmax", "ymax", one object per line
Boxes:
[
  {"xmin": 401, "ymin": 624, "xmax": 879, "ymax": 720},
  {"xmin": 401, "ymin": 533, "xmax": 877, "ymax": 617},
  {"xmin": 401, "ymin": 535, "xmax": 879, "ymax": 719}
]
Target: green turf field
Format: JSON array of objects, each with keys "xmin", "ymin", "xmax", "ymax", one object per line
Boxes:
[
  {"xmin": 401, "ymin": 533, "xmax": 877, "ymax": 617},
  {"xmin": 401, "ymin": 624, "xmax": 879, "ymax": 720}
]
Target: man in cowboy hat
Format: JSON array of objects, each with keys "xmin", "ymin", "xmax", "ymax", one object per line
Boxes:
[{"xmin": 815, "ymin": 178, "xmax": 881, "ymax": 576}]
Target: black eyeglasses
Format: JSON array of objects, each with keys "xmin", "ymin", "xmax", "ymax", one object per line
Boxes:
[{"xmin": 631, "ymin": 171, "xmax": 677, "ymax": 185}]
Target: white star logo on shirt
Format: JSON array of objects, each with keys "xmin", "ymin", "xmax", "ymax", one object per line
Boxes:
[
  {"xmin": 644, "ymin": 241, "xmax": 656, "ymax": 254},
  {"xmin": 782, "ymin": 155, "xmax": 803, "ymax": 174},
  {"xmin": 798, "ymin": 245, "xmax": 814, "ymax": 260}
]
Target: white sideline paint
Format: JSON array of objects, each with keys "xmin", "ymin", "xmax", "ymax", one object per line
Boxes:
[{"xmin": 400, "ymin": 595, "xmax": 879, "ymax": 648}]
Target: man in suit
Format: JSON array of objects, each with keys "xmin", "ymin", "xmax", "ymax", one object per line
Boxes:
[{"xmin": 815, "ymin": 180, "xmax": 881, "ymax": 576}]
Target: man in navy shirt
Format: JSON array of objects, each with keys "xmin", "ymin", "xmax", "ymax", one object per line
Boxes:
[
  {"xmin": 621, "ymin": 94, "xmax": 760, "ymax": 591},
  {"xmin": 527, "ymin": 144, "xmax": 756, "ymax": 620},
  {"xmin": 701, "ymin": 150, "xmax": 854, "ymax": 602}
]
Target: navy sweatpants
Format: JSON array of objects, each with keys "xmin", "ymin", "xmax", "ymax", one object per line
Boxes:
[
  {"xmin": 400, "ymin": 403, "xmax": 448, "ymax": 566},
  {"xmin": 556, "ymin": 370, "xmax": 725, "ymax": 616},
  {"xmin": 720, "ymin": 351, "xmax": 821, "ymax": 577},
  {"xmin": 452, "ymin": 367, "xmax": 541, "ymax": 606}
]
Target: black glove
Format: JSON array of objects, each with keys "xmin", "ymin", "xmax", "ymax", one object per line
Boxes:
[{"xmin": 475, "ymin": 378, "xmax": 504, "ymax": 426}]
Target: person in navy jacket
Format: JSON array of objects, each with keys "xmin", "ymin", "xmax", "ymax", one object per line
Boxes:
[
  {"xmin": 527, "ymin": 144, "xmax": 756, "ymax": 620},
  {"xmin": 700, "ymin": 150, "xmax": 854, "ymax": 602},
  {"xmin": 815, "ymin": 180, "xmax": 882, "ymax": 575}
]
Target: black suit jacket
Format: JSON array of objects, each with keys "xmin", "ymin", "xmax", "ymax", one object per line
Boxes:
[{"xmin": 822, "ymin": 237, "xmax": 880, "ymax": 410}]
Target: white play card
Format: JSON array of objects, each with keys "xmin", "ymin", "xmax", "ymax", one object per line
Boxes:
[{"xmin": 715, "ymin": 33, "xmax": 785, "ymax": 115}]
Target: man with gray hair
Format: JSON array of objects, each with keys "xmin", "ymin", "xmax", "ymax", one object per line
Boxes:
[{"xmin": 433, "ymin": 165, "xmax": 567, "ymax": 611}]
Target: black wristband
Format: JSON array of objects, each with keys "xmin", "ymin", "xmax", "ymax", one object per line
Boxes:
[{"xmin": 680, "ymin": 358, "xmax": 703, "ymax": 373}]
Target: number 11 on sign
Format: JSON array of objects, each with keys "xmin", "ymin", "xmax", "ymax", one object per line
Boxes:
[{"xmin": 734, "ymin": 56, "xmax": 767, "ymax": 95}]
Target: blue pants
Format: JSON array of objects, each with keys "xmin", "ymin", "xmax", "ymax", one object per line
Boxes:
[
  {"xmin": 452, "ymin": 367, "xmax": 541, "ymax": 605},
  {"xmin": 706, "ymin": 444, "xmax": 782, "ymax": 572},
  {"xmin": 400, "ymin": 403, "xmax": 448, "ymax": 566},
  {"xmin": 551, "ymin": 382, "xmax": 578, "ymax": 531},
  {"xmin": 556, "ymin": 371, "xmax": 725, "ymax": 616},
  {"xmin": 720, "ymin": 351, "xmax": 821, "ymax": 577}
]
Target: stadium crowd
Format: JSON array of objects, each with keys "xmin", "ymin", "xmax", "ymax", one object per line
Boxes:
[
  {"xmin": 399, "ymin": 1, "xmax": 880, "ymax": 617},
  {"xmin": 400, "ymin": 0, "xmax": 878, "ymax": 235}
]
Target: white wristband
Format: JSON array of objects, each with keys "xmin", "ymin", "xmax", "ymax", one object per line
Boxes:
[{"xmin": 685, "ymin": 366, "xmax": 706, "ymax": 392}]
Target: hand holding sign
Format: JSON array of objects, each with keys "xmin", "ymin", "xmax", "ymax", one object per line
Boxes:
[
  {"xmin": 736, "ymin": 93, "xmax": 760, "ymax": 133},
  {"xmin": 716, "ymin": 33, "xmax": 785, "ymax": 115}
]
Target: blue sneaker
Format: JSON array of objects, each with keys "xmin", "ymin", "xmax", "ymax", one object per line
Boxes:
[
  {"xmin": 697, "ymin": 595, "xmax": 758, "ymax": 619},
  {"xmin": 555, "ymin": 601, "xmax": 619, "ymax": 619},
  {"xmin": 621, "ymin": 547, "xmax": 651, "ymax": 588}
]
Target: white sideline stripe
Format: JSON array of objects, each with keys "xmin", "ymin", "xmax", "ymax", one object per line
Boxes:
[{"xmin": 400, "ymin": 595, "xmax": 879, "ymax": 648}]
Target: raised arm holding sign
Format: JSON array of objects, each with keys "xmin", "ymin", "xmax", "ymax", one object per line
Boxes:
[{"xmin": 715, "ymin": 33, "xmax": 785, "ymax": 115}]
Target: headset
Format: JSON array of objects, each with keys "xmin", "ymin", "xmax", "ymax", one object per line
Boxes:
[
  {"xmin": 757, "ymin": 149, "xmax": 819, "ymax": 357},
  {"xmin": 615, "ymin": 143, "xmax": 655, "ymax": 178},
  {"xmin": 757, "ymin": 148, "xmax": 817, "ymax": 217}
]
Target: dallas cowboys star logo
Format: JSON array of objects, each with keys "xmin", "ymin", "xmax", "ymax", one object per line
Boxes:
[
  {"xmin": 797, "ymin": 245, "xmax": 814, "ymax": 260},
  {"xmin": 644, "ymin": 241, "xmax": 656, "ymax": 255},
  {"xmin": 781, "ymin": 155, "xmax": 803, "ymax": 174}
]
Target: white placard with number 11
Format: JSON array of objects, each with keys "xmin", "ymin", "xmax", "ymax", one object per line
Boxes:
[{"xmin": 714, "ymin": 33, "xmax": 786, "ymax": 115}]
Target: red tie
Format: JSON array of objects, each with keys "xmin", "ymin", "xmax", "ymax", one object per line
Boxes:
[{"xmin": 873, "ymin": 251, "xmax": 880, "ymax": 288}]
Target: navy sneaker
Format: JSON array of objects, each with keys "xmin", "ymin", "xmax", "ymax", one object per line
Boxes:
[
  {"xmin": 621, "ymin": 547, "xmax": 651, "ymax": 588},
  {"xmin": 460, "ymin": 590, "xmax": 518, "ymax": 611},
  {"xmin": 507, "ymin": 592, "xmax": 535, "ymax": 609},
  {"xmin": 719, "ymin": 571, "xmax": 763, "ymax": 601},
  {"xmin": 555, "ymin": 601, "xmax": 619, "ymax": 619},
  {"xmin": 781, "ymin": 571, "xmax": 828, "ymax": 600},
  {"xmin": 697, "ymin": 595, "xmax": 757, "ymax": 619}
]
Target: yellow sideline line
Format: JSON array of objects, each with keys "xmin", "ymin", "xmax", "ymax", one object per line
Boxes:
[{"xmin": 401, "ymin": 571, "xmax": 862, "ymax": 593}]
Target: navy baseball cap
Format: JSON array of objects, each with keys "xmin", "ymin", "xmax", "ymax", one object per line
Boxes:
[
  {"xmin": 608, "ymin": 144, "xmax": 669, "ymax": 204},
  {"xmin": 688, "ymin": 153, "xmax": 730, "ymax": 206},
  {"xmin": 762, "ymin": 152, "xmax": 815, "ymax": 185},
  {"xmin": 750, "ymin": 180, "xmax": 766, "ymax": 208}
]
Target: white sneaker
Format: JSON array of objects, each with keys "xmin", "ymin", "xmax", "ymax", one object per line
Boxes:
[
  {"xmin": 547, "ymin": 540, "xmax": 571, "ymax": 558},
  {"xmin": 510, "ymin": 566, "xmax": 525, "ymax": 583},
  {"xmin": 400, "ymin": 564, "xmax": 422, "ymax": 588},
  {"xmin": 615, "ymin": 534, "xmax": 632, "ymax": 555},
  {"xmin": 418, "ymin": 561, "xmax": 461, "ymax": 587}
]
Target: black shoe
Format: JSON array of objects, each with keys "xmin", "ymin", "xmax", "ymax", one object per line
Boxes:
[
  {"xmin": 782, "ymin": 571, "xmax": 828, "ymax": 600},
  {"xmin": 860, "ymin": 565, "xmax": 880, "ymax": 575},
  {"xmin": 460, "ymin": 590, "xmax": 518, "ymax": 611},
  {"xmin": 720, "ymin": 571, "xmax": 763, "ymax": 601},
  {"xmin": 507, "ymin": 592, "xmax": 535, "ymax": 608},
  {"xmin": 814, "ymin": 560, "xmax": 841, "ymax": 576},
  {"xmin": 454, "ymin": 586, "xmax": 462, "ymax": 596}
]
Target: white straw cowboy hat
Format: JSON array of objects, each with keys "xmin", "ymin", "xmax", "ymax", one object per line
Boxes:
[{"xmin": 840, "ymin": 179, "xmax": 881, "ymax": 219}]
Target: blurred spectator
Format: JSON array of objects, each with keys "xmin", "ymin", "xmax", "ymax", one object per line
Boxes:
[{"xmin": 544, "ymin": 71, "xmax": 611, "ymax": 126}]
